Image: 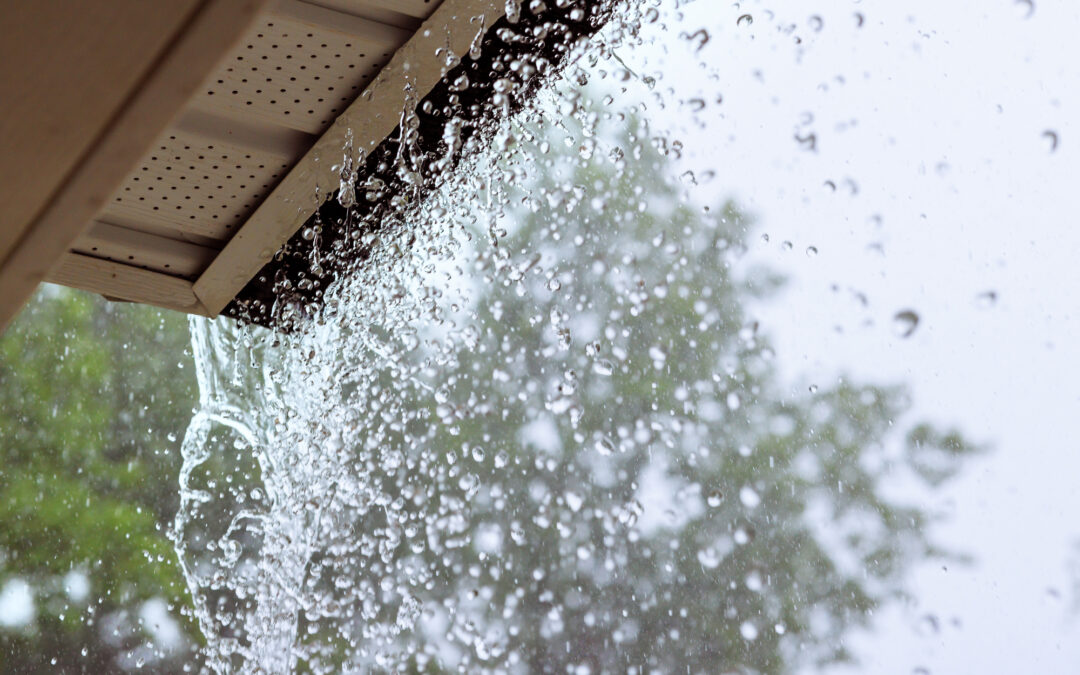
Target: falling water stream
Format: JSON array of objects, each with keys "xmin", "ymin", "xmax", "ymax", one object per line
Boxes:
[{"xmin": 171, "ymin": 3, "xmax": 982, "ymax": 672}]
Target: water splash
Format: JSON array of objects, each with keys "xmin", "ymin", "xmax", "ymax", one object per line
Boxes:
[{"xmin": 171, "ymin": 3, "xmax": 979, "ymax": 672}]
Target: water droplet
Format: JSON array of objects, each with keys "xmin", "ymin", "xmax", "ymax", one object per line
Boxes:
[
  {"xmin": 707, "ymin": 490, "xmax": 724, "ymax": 508},
  {"xmin": 594, "ymin": 437, "xmax": 616, "ymax": 456},
  {"xmin": 976, "ymin": 290, "xmax": 998, "ymax": 308},
  {"xmin": 795, "ymin": 132, "xmax": 818, "ymax": 152},
  {"xmin": 808, "ymin": 15, "xmax": 824, "ymax": 32},
  {"xmin": 459, "ymin": 473, "xmax": 479, "ymax": 492},
  {"xmin": 449, "ymin": 72, "xmax": 470, "ymax": 92},
  {"xmin": 736, "ymin": 14, "xmax": 753, "ymax": 27},
  {"xmin": 1042, "ymin": 129, "xmax": 1059, "ymax": 152},
  {"xmin": 684, "ymin": 28, "xmax": 710, "ymax": 51},
  {"xmin": 809, "ymin": 384, "xmax": 818, "ymax": 393},
  {"xmin": 726, "ymin": 392, "xmax": 741, "ymax": 410},
  {"xmin": 592, "ymin": 359, "xmax": 615, "ymax": 376},
  {"xmin": 918, "ymin": 614, "xmax": 941, "ymax": 635},
  {"xmin": 734, "ymin": 526, "xmax": 754, "ymax": 545},
  {"xmin": 739, "ymin": 485, "xmax": 761, "ymax": 509},
  {"xmin": 740, "ymin": 621, "xmax": 759, "ymax": 640},
  {"xmin": 805, "ymin": 246, "xmax": 818, "ymax": 257},
  {"xmin": 892, "ymin": 310, "xmax": 920, "ymax": 338},
  {"xmin": 697, "ymin": 546, "xmax": 723, "ymax": 568}
]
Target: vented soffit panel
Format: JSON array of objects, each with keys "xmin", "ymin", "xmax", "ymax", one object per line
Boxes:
[{"xmin": 0, "ymin": 0, "xmax": 609, "ymax": 332}]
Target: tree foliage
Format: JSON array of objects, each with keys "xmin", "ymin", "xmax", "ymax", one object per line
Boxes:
[{"xmin": 0, "ymin": 291, "xmax": 196, "ymax": 671}]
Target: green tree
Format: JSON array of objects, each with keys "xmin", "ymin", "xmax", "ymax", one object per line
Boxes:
[{"xmin": 0, "ymin": 290, "xmax": 197, "ymax": 672}]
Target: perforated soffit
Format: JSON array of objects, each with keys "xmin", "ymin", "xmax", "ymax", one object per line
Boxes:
[{"xmin": 61, "ymin": 0, "xmax": 446, "ymax": 297}]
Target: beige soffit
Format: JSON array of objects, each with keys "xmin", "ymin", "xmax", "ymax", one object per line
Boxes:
[{"xmin": 0, "ymin": 0, "xmax": 506, "ymax": 332}]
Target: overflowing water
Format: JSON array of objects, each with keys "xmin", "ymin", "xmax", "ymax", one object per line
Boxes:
[{"xmin": 172, "ymin": 3, "xmax": 979, "ymax": 672}]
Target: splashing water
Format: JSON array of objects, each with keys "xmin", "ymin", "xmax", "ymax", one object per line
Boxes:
[
  {"xmin": 173, "ymin": 6, "xmax": 633, "ymax": 671},
  {"xmin": 176, "ymin": 206, "xmax": 481, "ymax": 671},
  {"xmin": 171, "ymin": 2, "xmax": 981, "ymax": 672}
]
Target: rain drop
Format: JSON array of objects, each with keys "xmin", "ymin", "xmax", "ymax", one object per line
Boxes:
[
  {"xmin": 594, "ymin": 437, "xmax": 616, "ymax": 456},
  {"xmin": 1043, "ymin": 129, "xmax": 1059, "ymax": 152},
  {"xmin": 795, "ymin": 132, "xmax": 818, "ymax": 152},
  {"xmin": 697, "ymin": 547, "xmax": 722, "ymax": 569},
  {"xmin": 592, "ymin": 359, "xmax": 614, "ymax": 376},
  {"xmin": 975, "ymin": 290, "xmax": 998, "ymax": 308},
  {"xmin": 684, "ymin": 28, "xmax": 710, "ymax": 52},
  {"xmin": 739, "ymin": 485, "xmax": 761, "ymax": 509},
  {"xmin": 740, "ymin": 621, "xmax": 759, "ymax": 640},
  {"xmin": 892, "ymin": 310, "xmax": 920, "ymax": 338}
]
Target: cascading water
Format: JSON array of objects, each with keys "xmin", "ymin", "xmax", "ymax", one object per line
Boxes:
[
  {"xmin": 172, "ymin": 3, "xmax": 976, "ymax": 672},
  {"xmin": 177, "ymin": 208, "xmax": 479, "ymax": 671}
]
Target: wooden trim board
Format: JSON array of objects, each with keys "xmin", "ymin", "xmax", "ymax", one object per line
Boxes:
[{"xmin": 47, "ymin": 253, "xmax": 210, "ymax": 317}]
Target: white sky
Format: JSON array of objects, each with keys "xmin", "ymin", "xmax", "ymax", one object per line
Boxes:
[{"xmin": 620, "ymin": 0, "xmax": 1080, "ymax": 671}]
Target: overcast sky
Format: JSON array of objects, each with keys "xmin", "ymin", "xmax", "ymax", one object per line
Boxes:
[{"xmin": 620, "ymin": 0, "xmax": 1080, "ymax": 671}]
